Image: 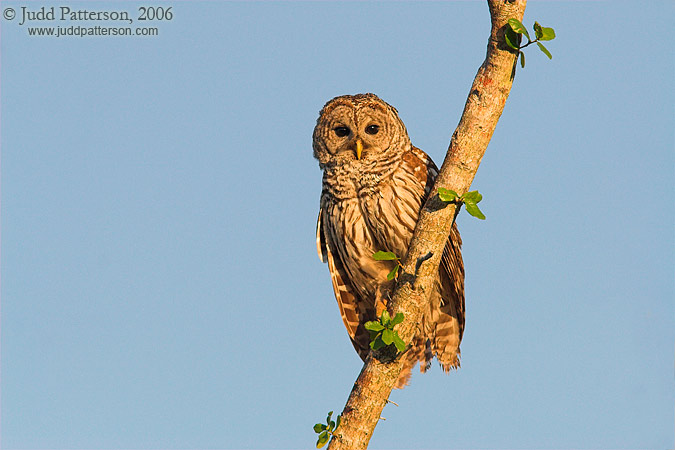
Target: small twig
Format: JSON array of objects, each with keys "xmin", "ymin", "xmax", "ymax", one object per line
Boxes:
[{"xmin": 414, "ymin": 251, "xmax": 433, "ymax": 277}]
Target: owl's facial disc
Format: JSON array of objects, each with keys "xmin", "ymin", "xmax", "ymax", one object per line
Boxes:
[
  {"xmin": 313, "ymin": 95, "xmax": 410, "ymax": 168},
  {"xmin": 354, "ymin": 108, "xmax": 391, "ymax": 159}
]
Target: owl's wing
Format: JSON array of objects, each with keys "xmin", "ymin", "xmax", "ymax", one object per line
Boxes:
[
  {"xmin": 411, "ymin": 146, "xmax": 466, "ymax": 370},
  {"xmin": 316, "ymin": 209, "xmax": 327, "ymax": 263},
  {"xmin": 316, "ymin": 208, "xmax": 372, "ymax": 360},
  {"xmin": 438, "ymin": 223, "xmax": 465, "ymax": 346}
]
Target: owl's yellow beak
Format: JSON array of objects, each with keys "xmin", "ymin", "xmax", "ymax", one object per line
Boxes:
[{"xmin": 355, "ymin": 139, "xmax": 363, "ymax": 160}]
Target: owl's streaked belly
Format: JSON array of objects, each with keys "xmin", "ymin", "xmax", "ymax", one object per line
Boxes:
[{"xmin": 324, "ymin": 166, "xmax": 425, "ymax": 302}]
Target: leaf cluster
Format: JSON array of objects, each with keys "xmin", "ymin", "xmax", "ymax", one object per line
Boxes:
[
  {"xmin": 505, "ymin": 18, "xmax": 556, "ymax": 68},
  {"xmin": 372, "ymin": 250, "xmax": 402, "ymax": 280},
  {"xmin": 364, "ymin": 311, "xmax": 407, "ymax": 353},
  {"xmin": 437, "ymin": 188, "xmax": 486, "ymax": 220},
  {"xmin": 313, "ymin": 411, "xmax": 341, "ymax": 448}
]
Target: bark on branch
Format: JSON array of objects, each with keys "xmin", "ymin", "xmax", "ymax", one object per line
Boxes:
[{"xmin": 327, "ymin": 1, "xmax": 527, "ymax": 448}]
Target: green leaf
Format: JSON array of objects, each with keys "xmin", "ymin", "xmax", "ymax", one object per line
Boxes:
[
  {"xmin": 462, "ymin": 190, "xmax": 483, "ymax": 204},
  {"xmin": 326, "ymin": 411, "xmax": 333, "ymax": 424},
  {"xmin": 519, "ymin": 51, "xmax": 525, "ymax": 68},
  {"xmin": 504, "ymin": 26, "xmax": 520, "ymax": 50},
  {"xmin": 391, "ymin": 312, "xmax": 404, "ymax": 326},
  {"xmin": 381, "ymin": 310, "xmax": 391, "ymax": 327},
  {"xmin": 536, "ymin": 41, "xmax": 552, "ymax": 59},
  {"xmin": 507, "ymin": 18, "xmax": 529, "ymax": 38},
  {"xmin": 541, "ymin": 27, "xmax": 556, "ymax": 40},
  {"xmin": 329, "ymin": 420, "xmax": 336, "ymax": 432},
  {"xmin": 465, "ymin": 202, "xmax": 486, "ymax": 220},
  {"xmin": 373, "ymin": 251, "xmax": 398, "ymax": 261},
  {"xmin": 317, "ymin": 431, "xmax": 329, "ymax": 448},
  {"xmin": 437, "ymin": 188, "xmax": 459, "ymax": 202},
  {"xmin": 335, "ymin": 414, "xmax": 341, "ymax": 431},
  {"xmin": 382, "ymin": 329, "xmax": 395, "ymax": 345},
  {"xmin": 371, "ymin": 337, "xmax": 385, "ymax": 350},
  {"xmin": 314, "ymin": 423, "xmax": 326, "ymax": 433},
  {"xmin": 535, "ymin": 22, "xmax": 556, "ymax": 41},
  {"xmin": 392, "ymin": 334, "xmax": 407, "ymax": 353},
  {"xmin": 386, "ymin": 265, "xmax": 399, "ymax": 281},
  {"xmin": 533, "ymin": 21, "xmax": 543, "ymax": 40},
  {"xmin": 365, "ymin": 321, "xmax": 385, "ymax": 332}
]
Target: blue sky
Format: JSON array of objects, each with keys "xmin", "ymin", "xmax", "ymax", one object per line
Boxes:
[{"xmin": 1, "ymin": 1, "xmax": 673, "ymax": 449}]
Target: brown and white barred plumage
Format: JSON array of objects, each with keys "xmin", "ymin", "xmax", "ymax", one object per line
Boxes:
[{"xmin": 313, "ymin": 93, "xmax": 465, "ymax": 388}]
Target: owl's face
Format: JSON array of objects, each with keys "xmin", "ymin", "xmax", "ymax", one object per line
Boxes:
[{"xmin": 313, "ymin": 93, "xmax": 410, "ymax": 169}]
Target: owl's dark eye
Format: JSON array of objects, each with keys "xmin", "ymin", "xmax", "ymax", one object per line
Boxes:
[
  {"xmin": 334, "ymin": 126, "xmax": 350, "ymax": 137},
  {"xmin": 365, "ymin": 124, "xmax": 380, "ymax": 135}
]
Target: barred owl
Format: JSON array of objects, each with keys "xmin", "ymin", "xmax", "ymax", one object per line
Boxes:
[{"xmin": 313, "ymin": 93, "xmax": 465, "ymax": 388}]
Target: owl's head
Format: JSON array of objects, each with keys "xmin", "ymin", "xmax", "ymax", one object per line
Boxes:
[{"xmin": 313, "ymin": 93, "xmax": 411, "ymax": 169}]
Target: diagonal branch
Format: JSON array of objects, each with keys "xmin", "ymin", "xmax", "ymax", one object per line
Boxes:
[{"xmin": 327, "ymin": 1, "xmax": 527, "ymax": 448}]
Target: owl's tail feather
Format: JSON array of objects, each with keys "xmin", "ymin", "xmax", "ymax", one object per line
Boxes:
[
  {"xmin": 438, "ymin": 351, "xmax": 461, "ymax": 373},
  {"xmin": 431, "ymin": 307, "xmax": 462, "ymax": 372},
  {"xmin": 394, "ymin": 335, "xmax": 461, "ymax": 388},
  {"xmin": 394, "ymin": 337, "xmax": 431, "ymax": 389}
]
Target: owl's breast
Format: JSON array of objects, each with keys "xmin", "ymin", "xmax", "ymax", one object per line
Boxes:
[
  {"xmin": 322, "ymin": 162, "xmax": 426, "ymax": 300},
  {"xmin": 324, "ymin": 197, "xmax": 392, "ymax": 301},
  {"xmin": 358, "ymin": 164, "xmax": 426, "ymax": 258}
]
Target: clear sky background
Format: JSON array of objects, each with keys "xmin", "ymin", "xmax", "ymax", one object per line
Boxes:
[{"xmin": 1, "ymin": 1, "xmax": 673, "ymax": 449}]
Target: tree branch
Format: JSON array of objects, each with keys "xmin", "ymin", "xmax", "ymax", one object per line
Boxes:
[{"xmin": 327, "ymin": 1, "xmax": 527, "ymax": 448}]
